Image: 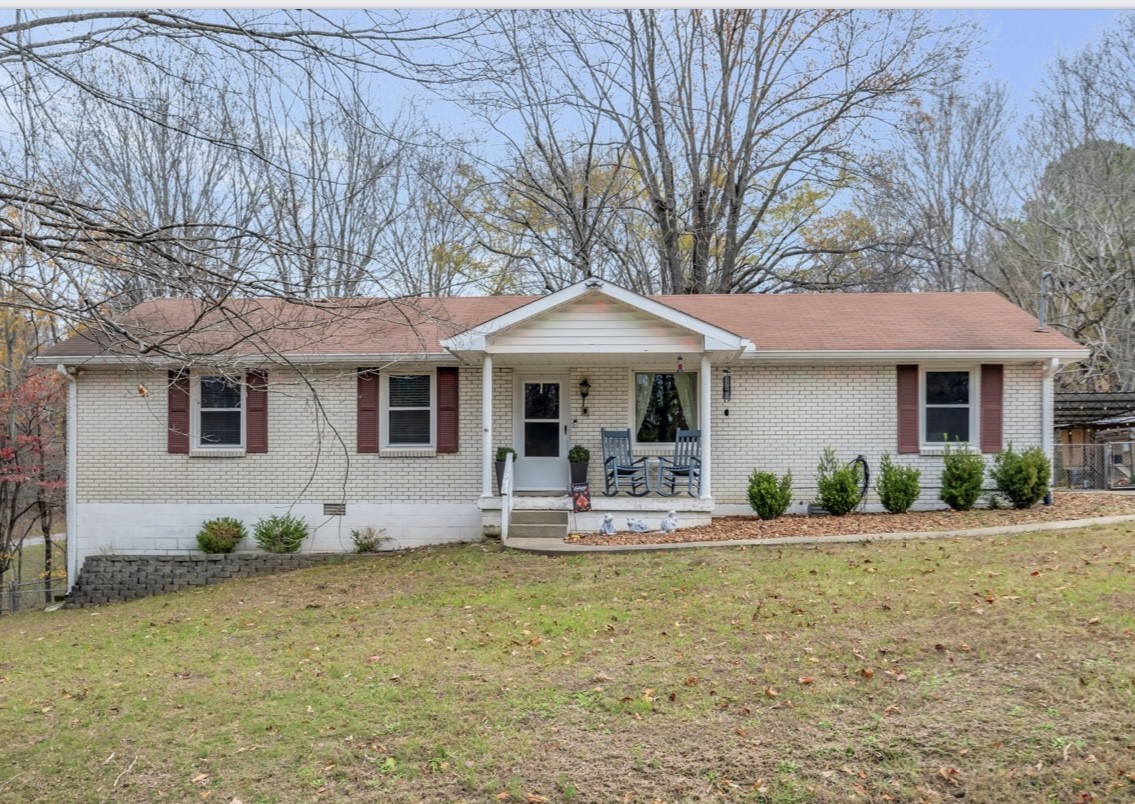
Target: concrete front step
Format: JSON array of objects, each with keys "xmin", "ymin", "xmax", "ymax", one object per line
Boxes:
[
  {"xmin": 511, "ymin": 510, "xmax": 568, "ymax": 525},
  {"xmin": 509, "ymin": 509, "xmax": 568, "ymax": 539}
]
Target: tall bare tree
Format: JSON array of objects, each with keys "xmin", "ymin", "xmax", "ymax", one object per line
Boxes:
[
  {"xmin": 984, "ymin": 19, "xmax": 1135, "ymax": 391},
  {"xmin": 0, "ymin": 9, "xmax": 483, "ymax": 356},
  {"xmin": 798, "ymin": 85, "xmax": 1012, "ymax": 293}
]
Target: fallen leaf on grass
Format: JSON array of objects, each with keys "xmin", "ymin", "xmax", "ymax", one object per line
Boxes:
[
  {"xmin": 685, "ymin": 676, "xmax": 699, "ymax": 686},
  {"xmin": 798, "ymin": 676, "xmax": 814, "ymax": 685},
  {"xmin": 764, "ymin": 687, "xmax": 778, "ymax": 697},
  {"xmin": 365, "ymin": 655, "xmax": 380, "ymax": 664},
  {"xmin": 860, "ymin": 667, "xmax": 874, "ymax": 679},
  {"xmin": 592, "ymin": 672, "xmax": 611, "ymax": 683},
  {"xmin": 192, "ymin": 773, "xmax": 210, "ymax": 784},
  {"xmin": 1088, "ymin": 617, "xmax": 1101, "ymax": 626}
]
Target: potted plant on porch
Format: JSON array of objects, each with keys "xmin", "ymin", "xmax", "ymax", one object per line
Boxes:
[
  {"xmin": 568, "ymin": 444, "xmax": 590, "ymax": 485},
  {"xmin": 495, "ymin": 446, "xmax": 517, "ymax": 494}
]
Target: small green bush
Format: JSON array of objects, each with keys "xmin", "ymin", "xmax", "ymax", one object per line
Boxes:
[
  {"xmin": 990, "ymin": 443, "xmax": 1051, "ymax": 509},
  {"xmin": 568, "ymin": 444, "xmax": 590, "ymax": 463},
  {"xmin": 495, "ymin": 446, "xmax": 517, "ymax": 462},
  {"xmin": 747, "ymin": 469, "xmax": 793, "ymax": 520},
  {"xmin": 939, "ymin": 444, "xmax": 985, "ymax": 511},
  {"xmin": 351, "ymin": 526, "xmax": 389, "ymax": 553},
  {"xmin": 875, "ymin": 453, "xmax": 921, "ymax": 514},
  {"xmin": 815, "ymin": 447, "xmax": 863, "ymax": 516},
  {"xmin": 253, "ymin": 514, "xmax": 309, "ymax": 553},
  {"xmin": 196, "ymin": 516, "xmax": 246, "ymax": 553}
]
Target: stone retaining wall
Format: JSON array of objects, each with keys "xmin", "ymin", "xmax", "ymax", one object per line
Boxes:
[{"xmin": 66, "ymin": 553, "xmax": 358, "ymax": 608}]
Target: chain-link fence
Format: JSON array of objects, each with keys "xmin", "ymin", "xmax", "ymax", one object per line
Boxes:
[
  {"xmin": 1054, "ymin": 442, "xmax": 1135, "ymax": 490},
  {"xmin": 1, "ymin": 578, "xmax": 61, "ymax": 614}
]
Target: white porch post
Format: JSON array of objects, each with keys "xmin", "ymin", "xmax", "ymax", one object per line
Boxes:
[
  {"xmin": 482, "ymin": 355, "xmax": 493, "ymax": 497},
  {"xmin": 700, "ymin": 354, "xmax": 712, "ymax": 499}
]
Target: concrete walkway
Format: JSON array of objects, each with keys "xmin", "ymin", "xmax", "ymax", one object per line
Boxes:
[{"xmin": 503, "ymin": 512, "xmax": 1135, "ymax": 555}]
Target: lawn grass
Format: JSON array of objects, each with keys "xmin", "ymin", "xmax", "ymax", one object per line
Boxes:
[{"xmin": 1, "ymin": 525, "xmax": 1135, "ymax": 802}]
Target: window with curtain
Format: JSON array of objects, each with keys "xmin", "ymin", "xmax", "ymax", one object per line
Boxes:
[
  {"xmin": 386, "ymin": 374, "xmax": 433, "ymax": 446},
  {"xmin": 634, "ymin": 372, "xmax": 697, "ymax": 443}
]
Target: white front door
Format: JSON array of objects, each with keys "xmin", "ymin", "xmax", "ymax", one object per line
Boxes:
[{"xmin": 514, "ymin": 376, "xmax": 568, "ymax": 491}]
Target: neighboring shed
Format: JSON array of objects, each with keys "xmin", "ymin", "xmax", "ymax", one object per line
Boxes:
[{"xmin": 1053, "ymin": 392, "xmax": 1135, "ymax": 489}]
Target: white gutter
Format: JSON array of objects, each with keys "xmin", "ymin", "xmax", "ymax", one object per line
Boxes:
[
  {"xmin": 1042, "ymin": 357, "xmax": 1060, "ymax": 503},
  {"xmin": 56, "ymin": 365, "xmax": 78, "ymax": 594},
  {"xmin": 742, "ymin": 349, "xmax": 1091, "ymax": 364}
]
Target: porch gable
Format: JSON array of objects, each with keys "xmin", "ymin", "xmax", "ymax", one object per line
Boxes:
[{"xmin": 441, "ymin": 278, "xmax": 750, "ymax": 358}]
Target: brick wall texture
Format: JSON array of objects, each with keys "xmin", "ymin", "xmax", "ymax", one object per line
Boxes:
[{"xmin": 77, "ymin": 361, "xmax": 1045, "ymax": 511}]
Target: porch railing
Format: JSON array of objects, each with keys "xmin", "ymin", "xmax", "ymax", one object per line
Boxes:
[{"xmin": 500, "ymin": 452, "xmax": 514, "ymax": 543}]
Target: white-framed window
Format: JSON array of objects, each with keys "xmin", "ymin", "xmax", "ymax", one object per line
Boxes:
[
  {"xmin": 194, "ymin": 375, "xmax": 245, "ymax": 449},
  {"xmin": 632, "ymin": 370, "xmax": 698, "ymax": 444},
  {"xmin": 382, "ymin": 371, "xmax": 435, "ymax": 448},
  {"xmin": 921, "ymin": 367, "xmax": 977, "ymax": 446}
]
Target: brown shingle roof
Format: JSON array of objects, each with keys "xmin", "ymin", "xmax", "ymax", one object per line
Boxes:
[
  {"xmin": 658, "ymin": 292, "xmax": 1078, "ymax": 352},
  {"xmin": 40, "ymin": 290, "xmax": 1083, "ymax": 361}
]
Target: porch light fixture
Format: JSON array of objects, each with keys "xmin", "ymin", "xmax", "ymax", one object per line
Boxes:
[
  {"xmin": 722, "ymin": 368, "xmax": 732, "ymax": 417},
  {"xmin": 579, "ymin": 378, "xmax": 591, "ymax": 415},
  {"xmin": 676, "ymin": 354, "xmax": 684, "ymax": 373}
]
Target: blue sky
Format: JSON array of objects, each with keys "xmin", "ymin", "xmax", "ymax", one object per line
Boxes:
[{"xmin": 950, "ymin": 9, "xmax": 1124, "ymax": 109}]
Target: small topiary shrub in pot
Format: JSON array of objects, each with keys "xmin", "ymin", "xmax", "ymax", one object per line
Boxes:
[
  {"xmin": 990, "ymin": 442, "xmax": 1051, "ymax": 509},
  {"xmin": 815, "ymin": 447, "xmax": 863, "ymax": 516},
  {"xmin": 747, "ymin": 469, "xmax": 793, "ymax": 520},
  {"xmin": 254, "ymin": 514, "xmax": 309, "ymax": 553},
  {"xmin": 939, "ymin": 444, "xmax": 985, "ymax": 511},
  {"xmin": 196, "ymin": 516, "xmax": 247, "ymax": 553},
  {"xmin": 875, "ymin": 453, "xmax": 921, "ymax": 514}
]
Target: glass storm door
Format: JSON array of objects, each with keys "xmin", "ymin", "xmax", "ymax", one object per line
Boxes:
[{"xmin": 514, "ymin": 376, "xmax": 568, "ymax": 491}]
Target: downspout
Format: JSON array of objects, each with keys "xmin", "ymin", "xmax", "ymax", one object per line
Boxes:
[
  {"xmin": 1042, "ymin": 357, "xmax": 1059, "ymax": 505},
  {"xmin": 56, "ymin": 365, "xmax": 78, "ymax": 594}
]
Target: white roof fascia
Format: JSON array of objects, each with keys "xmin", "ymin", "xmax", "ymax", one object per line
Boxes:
[
  {"xmin": 32, "ymin": 353, "xmax": 456, "ymax": 368},
  {"xmin": 440, "ymin": 278, "xmax": 748, "ymax": 354},
  {"xmin": 742, "ymin": 348, "xmax": 1091, "ymax": 364}
]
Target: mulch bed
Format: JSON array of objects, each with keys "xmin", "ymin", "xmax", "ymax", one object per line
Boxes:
[{"xmin": 568, "ymin": 492, "xmax": 1135, "ymax": 546}]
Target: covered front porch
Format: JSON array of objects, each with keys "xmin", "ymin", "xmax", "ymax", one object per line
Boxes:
[{"xmin": 440, "ymin": 279, "xmax": 752, "ymax": 537}]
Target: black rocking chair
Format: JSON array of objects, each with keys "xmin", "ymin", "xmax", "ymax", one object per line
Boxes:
[
  {"xmin": 601, "ymin": 428, "xmax": 650, "ymax": 496},
  {"xmin": 658, "ymin": 428, "xmax": 702, "ymax": 497}
]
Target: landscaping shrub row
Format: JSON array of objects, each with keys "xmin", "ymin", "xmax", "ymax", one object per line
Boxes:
[
  {"xmin": 748, "ymin": 443, "xmax": 1051, "ymax": 520},
  {"xmin": 196, "ymin": 513, "xmax": 311, "ymax": 554},
  {"xmin": 195, "ymin": 516, "xmax": 390, "ymax": 555}
]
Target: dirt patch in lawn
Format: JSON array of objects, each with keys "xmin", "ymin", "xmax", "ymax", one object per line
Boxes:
[{"xmin": 570, "ymin": 491, "xmax": 1135, "ymax": 546}]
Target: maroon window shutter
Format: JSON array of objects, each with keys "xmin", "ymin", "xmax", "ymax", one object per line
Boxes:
[
  {"xmin": 896, "ymin": 364, "xmax": 919, "ymax": 454},
  {"xmin": 980, "ymin": 364, "xmax": 1004, "ymax": 454},
  {"xmin": 167, "ymin": 369, "xmax": 190, "ymax": 454},
  {"xmin": 246, "ymin": 371, "xmax": 268, "ymax": 453},
  {"xmin": 357, "ymin": 370, "xmax": 379, "ymax": 453},
  {"xmin": 437, "ymin": 367, "xmax": 460, "ymax": 453}
]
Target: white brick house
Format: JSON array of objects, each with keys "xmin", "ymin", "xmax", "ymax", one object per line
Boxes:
[{"xmin": 40, "ymin": 279, "xmax": 1088, "ymax": 588}]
